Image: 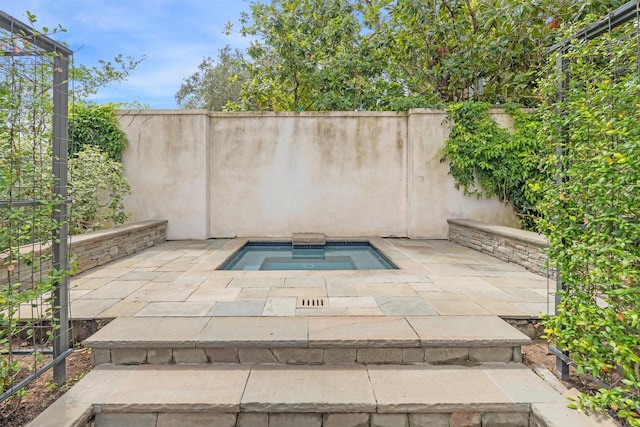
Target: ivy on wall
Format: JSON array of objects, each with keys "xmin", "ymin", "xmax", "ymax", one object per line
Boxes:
[
  {"xmin": 69, "ymin": 102, "xmax": 128, "ymax": 162},
  {"xmin": 440, "ymin": 102, "xmax": 550, "ymax": 230},
  {"xmin": 440, "ymin": 36, "xmax": 639, "ymax": 420}
]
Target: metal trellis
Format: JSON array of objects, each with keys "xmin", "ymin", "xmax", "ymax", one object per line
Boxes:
[
  {"xmin": 0, "ymin": 10, "xmax": 72, "ymax": 397},
  {"xmin": 547, "ymin": 0, "xmax": 639, "ymax": 381}
]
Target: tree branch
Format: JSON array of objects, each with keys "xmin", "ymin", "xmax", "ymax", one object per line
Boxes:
[
  {"xmin": 440, "ymin": 0, "xmax": 455, "ymax": 19},
  {"xmin": 464, "ymin": 0, "xmax": 479, "ymax": 33}
]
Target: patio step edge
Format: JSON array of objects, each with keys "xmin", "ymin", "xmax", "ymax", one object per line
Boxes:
[
  {"xmin": 90, "ymin": 344, "xmax": 525, "ymax": 366},
  {"xmin": 27, "ymin": 363, "xmax": 615, "ymax": 427},
  {"xmin": 83, "ymin": 315, "xmax": 530, "ymax": 366}
]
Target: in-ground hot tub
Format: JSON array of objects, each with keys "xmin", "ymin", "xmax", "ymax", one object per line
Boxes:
[{"xmin": 218, "ymin": 241, "xmax": 397, "ymax": 271}]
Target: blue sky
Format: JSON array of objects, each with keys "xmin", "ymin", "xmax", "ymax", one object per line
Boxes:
[{"xmin": 2, "ymin": 0, "xmax": 255, "ymax": 108}]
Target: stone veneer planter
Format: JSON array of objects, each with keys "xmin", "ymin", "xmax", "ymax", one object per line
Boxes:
[
  {"xmin": 70, "ymin": 220, "xmax": 167, "ymax": 274},
  {"xmin": 448, "ymin": 219, "xmax": 552, "ymax": 277},
  {"xmin": 1, "ymin": 220, "xmax": 167, "ymax": 286}
]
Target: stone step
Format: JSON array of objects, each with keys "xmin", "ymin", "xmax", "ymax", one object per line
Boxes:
[
  {"xmin": 292, "ymin": 232, "xmax": 326, "ymax": 246},
  {"xmin": 28, "ymin": 363, "xmax": 612, "ymax": 427},
  {"xmin": 84, "ymin": 316, "xmax": 530, "ymax": 366}
]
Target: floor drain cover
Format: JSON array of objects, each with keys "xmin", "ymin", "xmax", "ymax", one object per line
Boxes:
[{"xmin": 297, "ymin": 297, "xmax": 329, "ymax": 308}]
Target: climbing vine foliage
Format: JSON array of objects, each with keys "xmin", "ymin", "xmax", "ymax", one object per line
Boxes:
[
  {"xmin": 0, "ymin": 27, "xmax": 63, "ymax": 417},
  {"xmin": 440, "ymin": 102, "xmax": 549, "ymax": 230},
  {"xmin": 1, "ymin": 18, "xmax": 131, "ymax": 417},
  {"xmin": 539, "ymin": 25, "xmax": 640, "ymax": 424},
  {"xmin": 69, "ymin": 102, "xmax": 128, "ymax": 162}
]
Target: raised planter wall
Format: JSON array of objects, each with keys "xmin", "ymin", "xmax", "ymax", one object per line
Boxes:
[
  {"xmin": 2, "ymin": 221, "xmax": 167, "ymax": 286},
  {"xmin": 70, "ymin": 220, "xmax": 167, "ymax": 274},
  {"xmin": 448, "ymin": 219, "xmax": 551, "ymax": 277}
]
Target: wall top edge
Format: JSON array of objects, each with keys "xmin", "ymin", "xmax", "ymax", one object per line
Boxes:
[
  {"xmin": 407, "ymin": 107, "xmax": 530, "ymax": 115},
  {"xmin": 207, "ymin": 110, "xmax": 408, "ymax": 118},
  {"xmin": 70, "ymin": 220, "xmax": 168, "ymax": 245},
  {"xmin": 116, "ymin": 109, "xmax": 407, "ymax": 117},
  {"xmin": 116, "ymin": 108, "xmax": 530, "ymax": 116},
  {"xmin": 209, "ymin": 111, "xmax": 407, "ymax": 118},
  {"xmin": 116, "ymin": 109, "xmax": 210, "ymax": 115}
]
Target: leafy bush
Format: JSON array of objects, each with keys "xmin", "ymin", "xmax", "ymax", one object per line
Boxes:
[
  {"xmin": 440, "ymin": 102, "xmax": 550, "ymax": 230},
  {"xmin": 539, "ymin": 25, "xmax": 640, "ymax": 424},
  {"xmin": 69, "ymin": 102, "xmax": 128, "ymax": 162},
  {"xmin": 67, "ymin": 101, "xmax": 131, "ymax": 234},
  {"xmin": 1, "ymin": 35, "xmax": 64, "ymax": 414},
  {"xmin": 2, "ymin": 13, "xmax": 138, "ymax": 413},
  {"xmin": 68, "ymin": 146, "xmax": 131, "ymax": 234}
]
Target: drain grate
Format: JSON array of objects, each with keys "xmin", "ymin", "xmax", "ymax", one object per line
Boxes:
[{"xmin": 296, "ymin": 297, "xmax": 329, "ymax": 309}]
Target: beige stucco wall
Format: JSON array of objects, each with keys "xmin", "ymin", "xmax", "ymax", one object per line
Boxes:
[
  {"xmin": 119, "ymin": 110, "xmax": 209, "ymax": 239},
  {"xmin": 208, "ymin": 112, "xmax": 407, "ymax": 238},
  {"xmin": 117, "ymin": 109, "xmax": 518, "ymax": 240},
  {"xmin": 407, "ymin": 109, "xmax": 519, "ymax": 238}
]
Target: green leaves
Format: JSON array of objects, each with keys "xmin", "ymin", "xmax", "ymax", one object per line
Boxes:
[
  {"xmin": 368, "ymin": 0, "xmax": 556, "ymax": 106},
  {"xmin": 176, "ymin": 46, "xmax": 248, "ymax": 111},
  {"xmin": 225, "ymin": 0, "xmax": 407, "ymax": 111},
  {"xmin": 68, "ymin": 146, "xmax": 131, "ymax": 234},
  {"xmin": 69, "ymin": 102, "xmax": 128, "ymax": 162},
  {"xmin": 0, "ymin": 24, "xmax": 66, "ymax": 406},
  {"xmin": 539, "ymin": 22, "xmax": 640, "ymax": 424},
  {"xmin": 217, "ymin": 0, "xmax": 630, "ymax": 111},
  {"xmin": 2, "ymin": 15, "xmax": 133, "ymax": 406},
  {"xmin": 440, "ymin": 102, "xmax": 549, "ymax": 230}
]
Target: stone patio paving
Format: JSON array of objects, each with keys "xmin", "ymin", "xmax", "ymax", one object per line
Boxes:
[
  {"xmin": 67, "ymin": 237, "xmax": 555, "ymax": 320},
  {"xmin": 28, "ymin": 237, "xmax": 621, "ymax": 427}
]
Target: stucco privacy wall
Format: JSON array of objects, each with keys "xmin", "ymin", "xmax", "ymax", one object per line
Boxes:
[
  {"xmin": 209, "ymin": 112, "xmax": 407, "ymax": 238},
  {"xmin": 118, "ymin": 111, "xmax": 209, "ymax": 239},
  {"xmin": 407, "ymin": 109, "xmax": 519, "ymax": 237},
  {"xmin": 117, "ymin": 110, "xmax": 518, "ymax": 240}
]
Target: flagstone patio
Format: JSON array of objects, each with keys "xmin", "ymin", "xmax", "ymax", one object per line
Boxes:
[
  {"xmin": 28, "ymin": 237, "xmax": 618, "ymax": 427},
  {"xmin": 66, "ymin": 237, "xmax": 554, "ymax": 321}
]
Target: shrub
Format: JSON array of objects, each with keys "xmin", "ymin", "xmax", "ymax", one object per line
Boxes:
[
  {"xmin": 68, "ymin": 146, "xmax": 131, "ymax": 234},
  {"xmin": 69, "ymin": 102, "xmax": 128, "ymax": 162},
  {"xmin": 539, "ymin": 25, "xmax": 640, "ymax": 424}
]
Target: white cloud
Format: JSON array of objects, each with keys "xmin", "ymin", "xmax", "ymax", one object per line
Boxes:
[{"xmin": 2, "ymin": 0, "xmax": 256, "ymax": 108}]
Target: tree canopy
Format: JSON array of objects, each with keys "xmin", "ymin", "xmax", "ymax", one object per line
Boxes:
[
  {"xmin": 232, "ymin": 0, "xmax": 403, "ymax": 111},
  {"xmin": 175, "ymin": 46, "xmax": 248, "ymax": 110},
  {"xmin": 177, "ymin": 0, "xmax": 628, "ymax": 111}
]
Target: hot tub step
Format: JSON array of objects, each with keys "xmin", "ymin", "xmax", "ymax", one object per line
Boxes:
[{"xmin": 291, "ymin": 232, "xmax": 326, "ymax": 246}]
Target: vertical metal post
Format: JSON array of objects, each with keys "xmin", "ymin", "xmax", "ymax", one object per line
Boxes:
[
  {"xmin": 554, "ymin": 48, "xmax": 570, "ymax": 381},
  {"xmin": 52, "ymin": 53, "xmax": 70, "ymax": 385}
]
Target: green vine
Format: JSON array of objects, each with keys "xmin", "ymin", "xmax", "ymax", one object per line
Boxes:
[
  {"xmin": 0, "ymin": 31, "xmax": 66, "ymax": 416},
  {"xmin": 2, "ymin": 13, "xmax": 135, "ymax": 417},
  {"xmin": 539, "ymin": 23, "xmax": 640, "ymax": 424},
  {"xmin": 69, "ymin": 102, "xmax": 128, "ymax": 162},
  {"xmin": 440, "ymin": 102, "xmax": 550, "ymax": 230}
]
